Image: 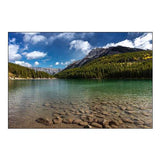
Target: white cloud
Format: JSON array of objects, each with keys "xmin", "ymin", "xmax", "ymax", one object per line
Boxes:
[
  {"xmin": 104, "ymin": 33, "xmax": 152, "ymax": 50},
  {"xmin": 9, "ymin": 44, "xmax": 22, "ymax": 61},
  {"xmin": 22, "ymin": 51, "xmax": 47, "ymax": 60},
  {"xmin": 23, "ymin": 33, "xmax": 46, "ymax": 44},
  {"xmin": 134, "ymin": 33, "xmax": 152, "ymax": 50},
  {"xmin": 34, "ymin": 61, "xmax": 39, "ymax": 66},
  {"xmin": 49, "ymin": 65, "xmax": 53, "ymax": 67},
  {"xmin": 31, "ymin": 35, "xmax": 46, "ymax": 44},
  {"xmin": 59, "ymin": 59, "xmax": 76, "ymax": 66},
  {"xmin": 15, "ymin": 61, "xmax": 32, "ymax": 68},
  {"xmin": 49, "ymin": 32, "xmax": 75, "ymax": 43},
  {"xmin": 9, "ymin": 38, "xmax": 16, "ymax": 43},
  {"xmin": 104, "ymin": 39, "xmax": 134, "ymax": 48},
  {"xmin": 70, "ymin": 40, "xmax": 92, "ymax": 55},
  {"xmin": 56, "ymin": 33, "xmax": 75, "ymax": 40},
  {"xmin": 48, "ymin": 32, "xmax": 94, "ymax": 44},
  {"xmin": 23, "ymin": 33, "xmax": 37, "ymax": 42},
  {"xmin": 55, "ymin": 62, "xmax": 59, "ymax": 65},
  {"xmin": 78, "ymin": 32, "xmax": 95, "ymax": 38}
]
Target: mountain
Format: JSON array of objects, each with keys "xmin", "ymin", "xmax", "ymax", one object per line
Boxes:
[
  {"xmin": 8, "ymin": 62, "xmax": 54, "ymax": 79},
  {"xmin": 65, "ymin": 46, "xmax": 144, "ymax": 70},
  {"xmin": 31, "ymin": 67, "xmax": 61, "ymax": 75},
  {"xmin": 55, "ymin": 46, "xmax": 152, "ymax": 79}
]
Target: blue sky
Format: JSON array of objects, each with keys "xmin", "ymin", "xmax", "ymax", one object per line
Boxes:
[{"xmin": 8, "ymin": 32, "xmax": 152, "ymax": 69}]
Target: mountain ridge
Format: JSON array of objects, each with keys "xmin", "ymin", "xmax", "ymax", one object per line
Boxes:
[
  {"xmin": 65, "ymin": 46, "xmax": 145, "ymax": 70},
  {"xmin": 55, "ymin": 46, "xmax": 152, "ymax": 79}
]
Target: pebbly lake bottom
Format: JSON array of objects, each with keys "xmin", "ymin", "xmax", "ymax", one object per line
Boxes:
[{"xmin": 8, "ymin": 79, "xmax": 152, "ymax": 128}]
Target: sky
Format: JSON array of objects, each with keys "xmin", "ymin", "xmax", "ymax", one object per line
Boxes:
[{"xmin": 8, "ymin": 32, "xmax": 152, "ymax": 69}]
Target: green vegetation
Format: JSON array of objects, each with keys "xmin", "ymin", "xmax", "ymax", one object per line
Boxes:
[
  {"xmin": 8, "ymin": 62, "xmax": 54, "ymax": 79},
  {"xmin": 55, "ymin": 50, "xmax": 152, "ymax": 79}
]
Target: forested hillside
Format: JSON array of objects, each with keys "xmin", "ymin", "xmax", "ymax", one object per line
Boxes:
[
  {"xmin": 55, "ymin": 50, "xmax": 152, "ymax": 79},
  {"xmin": 8, "ymin": 62, "xmax": 54, "ymax": 79}
]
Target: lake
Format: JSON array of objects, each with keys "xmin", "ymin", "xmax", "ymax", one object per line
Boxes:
[{"xmin": 8, "ymin": 79, "xmax": 152, "ymax": 128}]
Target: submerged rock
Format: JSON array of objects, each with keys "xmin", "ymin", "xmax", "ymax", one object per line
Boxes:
[
  {"xmin": 108, "ymin": 121, "xmax": 117, "ymax": 127},
  {"xmin": 35, "ymin": 118, "xmax": 51, "ymax": 126},
  {"xmin": 84, "ymin": 125, "xmax": 92, "ymax": 128},
  {"xmin": 62, "ymin": 118, "xmax": 73, "ymax": 124},
  {"xmin": 91, "ymin": 122, "xmax": 103, "ymax": 128},
  {"xmin": 72, "ymin": 119, "xmax": 82, "ymax": 125},
  {"xmin": 44, "ymin": 103, "xmax": 51, "ymax": 107},
  {"xmin": 79, "ymin": 121, "xmax": 88, "ymax": 126},
  {"xmin": 52, "ymin": 117, "xmax": 62, "ymax": 124}
]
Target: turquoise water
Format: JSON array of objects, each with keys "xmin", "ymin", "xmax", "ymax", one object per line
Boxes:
[{"xmin": 8, "ymin": 79, "xmax": 152, "ymax": 128}]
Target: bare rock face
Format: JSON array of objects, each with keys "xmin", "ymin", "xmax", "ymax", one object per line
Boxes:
[
  {"xmin": 35, "ymin": 118, "xmax": 51, "ymax": 126},
  {"xmin": 31, "ymin": 67, "xmax": 61, "ymax": 75}
]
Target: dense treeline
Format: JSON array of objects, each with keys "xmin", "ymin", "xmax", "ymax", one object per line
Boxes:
[
  {"xmin": 8, "ymin": 63, "xmax": 54, "ymax": 78},
  {"xmin": 55, "ymin": 51, "xmax": 152, "ymax": 79}
]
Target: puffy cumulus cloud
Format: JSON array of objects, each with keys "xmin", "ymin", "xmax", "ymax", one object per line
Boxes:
[
  {"xmin": 31, "ymin": 35, "xmax": 46, "ymax": 44},
  {"xmin": 70, "ymin": 40, "xmax": 92, "ymax": 55},
  {"xmin": 22, "ymin": 51, "xmax": 47, "ymax": 60},
  {"xmin": 55, "ymin": 62, "xmax": 59, "ymax": 65},
  {"xmin": 23, "ymin": 33, "xmax": 46, "ymax": 44},
  {"xmin": 15, "ymin": 61, "xmax": 32, "ymax": 68},
  {"xmin": 34, "ymin": 61, "xmax": 39, "ymax": 66},
  {"xmin": 104, "ymin": 33, "xmax": 152, "ymax": 50},
  {"xmin": 9, "ymin": 38, "xmax": 16, "ymax": 43},
  {"xmin": 9, "ymin": 44, "xmax": 22, "ymax": 61},
  {"xmin": 23, "ymin": 33, "xmax": 37, "ymax": 42}
]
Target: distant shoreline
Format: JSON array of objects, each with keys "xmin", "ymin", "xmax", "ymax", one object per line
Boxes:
[{"xmin": 8, "ymin": 77, "xmax": 57, "ymax": 80}]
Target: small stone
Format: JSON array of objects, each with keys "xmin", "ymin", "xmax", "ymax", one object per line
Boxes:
[
  {"xmin": 62, "ymin": 118, "xmax": 73, "ymax": 124},
  {"xmin": 35, "ymin": 118, "xmax": 51, "ymax": 126},
  {"xmin": 142, "ymin": 112, "xmax": 150, "ymax": 116},
  {"xmin": 79, "ymin": 121, "xmax": 88, "ymax": 126},
  {"xmin": 84, "ymin": 125, "xmax": 92, "ymax": 128},
  {"xmin": 126, "ymin": 106, "xmax": 134, "ymax": 111},
  {"xmin": 121, "ymin": 117, "xmax": 133, "ymax": 123},
  {"xmin": 91, "ymin": 122, "xmax": 103, "ymax": 128},
  {"xmin": 52, "ymin": 117, "xmax": 62, "ymax": 124},
  {"xmin": 87, "ymin": 117, "xmax": 94, "ymax": 123},
  {"xmin": 72, "ymin": 119, "xmax": 82, "ymax": 125},
  {"xmin": 108, "ymin": 121, "xmax": 117, "ymax": 127},
  {"xmin": 96, "ymin": 118, "xmax": 105, "ymax": 124},
  {"xmin": 44, "ymin": 103, "xmax": 50, "ymax": 107},
  {"xmin": 102, "ymin": 111, "xmax": 109, "ymax": 115},
  {"xmin": 79, "ymin": 109, "xmax": 85, "ymax": 114},
  {"xmin": 125, "ymin": 110, "xmax": 135, "ymax": 114},
  {"xmin": 134, "ymin": 120, "xmax": 144, "ymax": 125},
  {"xmin": 119, "ymin": 105, "xmax": 127, "ymax": 110},
  {"xmin": 103, "ymin": 124, "xmax": 110, "ymax": 128},
  {"xmin": 96, "ymin": 114, "xmax": 105, "ymax": 118}
]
